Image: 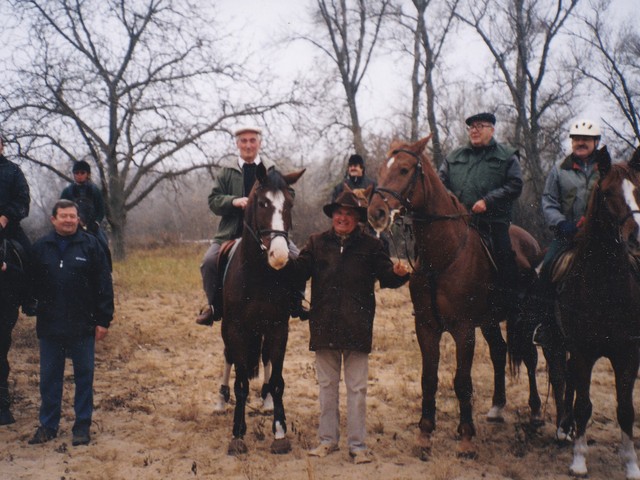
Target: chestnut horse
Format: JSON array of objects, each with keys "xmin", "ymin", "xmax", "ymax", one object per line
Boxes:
[
  {"xmin": 555, "ymin": 146, "xmax": 640, "ymax": 478},
  {"xmin": 222, "ymin": 164, "xmax": 304, "ymax": 455},
  {"xmin": 367, "ymin": 136, "xmax": 542, "ymax": 459}
]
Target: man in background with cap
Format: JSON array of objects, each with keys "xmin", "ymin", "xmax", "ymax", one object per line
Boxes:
[
  {"xmin": 285, "ymin": 189, "xmax": 409, "ymax": 464},
  {"xmin": 331, "ymin": 154, "xmax": 376, "ymax": 202},
  {"xmin": 196, "ymin": 125, "xmax": 307, "ymax": 325},
  {"xmin": 438, "ymin": 112, "xmax": 523, "ymax": 318}
]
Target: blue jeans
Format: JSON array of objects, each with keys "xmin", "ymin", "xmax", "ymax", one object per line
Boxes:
[{"xmin": 38, "ymin": 336, "xmax": 95, "ymax": 431}]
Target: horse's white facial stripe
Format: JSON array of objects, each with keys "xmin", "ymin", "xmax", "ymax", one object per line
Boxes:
[
  {"xmin": 387, "ymin": 157, "xmax": 396, "ymax": 169},
  {"xmin": 622, "ymin": 179, "xmax": 640, "ymax": 242},
  {"xmin": 266, "ymin": 191, "xmax": 286, "ymax": 232}
]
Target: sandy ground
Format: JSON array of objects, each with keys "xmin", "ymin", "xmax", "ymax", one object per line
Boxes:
[{"xmin": 0, "ymin": 253, "xmax": 635, "ymax": 480}]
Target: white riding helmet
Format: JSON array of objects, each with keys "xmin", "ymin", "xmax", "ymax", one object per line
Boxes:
[{"xmin": 569, "ymin": 119, "xmax": 601, "ymax": 138}]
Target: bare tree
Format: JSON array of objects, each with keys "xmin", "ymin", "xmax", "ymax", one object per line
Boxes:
[
  {"xmin": 456, "ymin": 0, "xmax": 581, "ymax": 236},
  {"xmin": 391, "ymin": 0, "xmax": 459, "ymax": 166},
  {"xmin": 571, "ymin": 1, "xmax": 640, "ymax": 150},
  {"xmin": 0, "ymin": 0, "xmax": 296, "ymax": 259},
  {"xmin": 297, "ymin": 0, "xmax": 393, "ymax": 162}
]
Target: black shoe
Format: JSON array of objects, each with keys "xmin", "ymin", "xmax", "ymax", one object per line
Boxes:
[
  {"xmin": 0, "ymin": 408, "xmax": 15, "ymax": 426},
  {"xmin": 28, "ymin": 426, "xmax": 57, "ymax": 444},
  {"xmin": 72, "ymin": 425, "xmax": 91, "ymax": 446}
]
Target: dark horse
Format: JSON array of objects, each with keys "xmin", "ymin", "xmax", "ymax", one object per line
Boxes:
[
  {"xmin": 0, "ymin": 234, "xmax": 28, "ymax": 425},
  {"xmin": 554, "ymin": 146, "xmax": 640, "ymax": 478},
  {"xmin": 221, "ymin": 163, "xmax": 304, "ymax": 455},
  {"xmin": 367, "ymin": 136, "xmax": 543, "ymax": 458}
]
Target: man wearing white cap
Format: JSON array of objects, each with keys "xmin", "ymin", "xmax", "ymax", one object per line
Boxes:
[{"xmin": 196, "ymin": 125, "xmax": 307, "ymax": 325}]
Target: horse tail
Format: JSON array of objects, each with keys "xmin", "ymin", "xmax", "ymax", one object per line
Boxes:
[{"xmin": 506, "ymin": 312, "xmax": 528, "ymax": 375}]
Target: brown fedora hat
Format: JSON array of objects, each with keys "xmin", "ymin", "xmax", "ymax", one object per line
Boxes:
[{"xmin": 323, "ymin": 190, "xmax": 368, "ymax": 222}]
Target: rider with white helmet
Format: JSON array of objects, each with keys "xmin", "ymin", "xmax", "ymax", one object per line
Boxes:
[{"xmin": 534, "ymin": 119, "xmax": 605, "ymax": 346}]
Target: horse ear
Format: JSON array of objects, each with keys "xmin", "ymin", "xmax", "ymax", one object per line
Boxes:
[
  {"xmin": 597, "ymin": 146, "xmax": 611, "ymax": 177},
  {"xmin": 630, "ymin": 146, "xmax": 640, "ymax": 171},
  {"xmin": 415, "ymin": 134, "xmax": 434, "ymax": 154},
  {"xmin": 283, "ymin": 169, "xmax": 305, "ymax": 186},
  {"xmin": 363, "ymin": 184, "xmax": 373, "ymax": 200},
  {"xmin": 342, "ymin": 182, "xmax": 353, "ymax": 193},
  {"xmin": 256, "ymin": 163, "xmax": 268, "ymax": 183}
]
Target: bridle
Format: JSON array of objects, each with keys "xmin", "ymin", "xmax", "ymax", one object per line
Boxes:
[
  {"xmin": 243, "ymin": 185, "xmax": 290, "ymax": 252},
  {"xmin": 372, "ymin": 148, "xmax": 471, "ymax": 224}
]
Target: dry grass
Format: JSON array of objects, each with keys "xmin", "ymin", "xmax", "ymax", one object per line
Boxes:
[{"xmin": 0, "ymin": 244, "xmax": 637, "ymax": 479}]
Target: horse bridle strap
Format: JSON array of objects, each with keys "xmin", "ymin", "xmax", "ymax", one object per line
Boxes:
[
  {"xmin": 372, "ymin": 149, "xmax": 425, "ymax": 211},
  {"xmin": 243, "ymin": 221, "xmax": 288, "ymax": 252}
]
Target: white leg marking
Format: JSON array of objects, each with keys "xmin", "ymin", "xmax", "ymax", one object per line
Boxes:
[
  {"xmin": 486, "ymin": 405, "xmax": 504, "ymax": 422},
  {"xmin": 262, "ymin": 393, "xmax": 274, "ymax": 412},
  {"xmin": 570, "ymin": 435, "xmax": 588, "ymax": 477},
  {"xmin": 275, "ymin": 421, "xmax": 285, "ymax": 440},
  {"xmin": 620, "ymin": 431, "xmax": 640, "ymax": 480}
]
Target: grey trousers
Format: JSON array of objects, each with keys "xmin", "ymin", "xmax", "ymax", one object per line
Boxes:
[{"xmin": 315, "ymin": 349, "xmax": 368, "ymax": 452}]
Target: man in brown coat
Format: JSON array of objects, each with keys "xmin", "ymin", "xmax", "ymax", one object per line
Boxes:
[{"xmin": 286, "ymin": 190, "xmax": 409, "ymax": 463}]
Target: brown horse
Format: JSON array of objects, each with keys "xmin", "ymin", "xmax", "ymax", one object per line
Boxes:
[
  {"xmin": 367, "ymin": 136, "xmax": 543, "ymax": 459},
  {"xmin": 555, "ymin": 146, "xmax": 640, "ymax": 478},
  {"xmin": 222, "ymin": 164, "xmax": 304, "ymax": 455}
]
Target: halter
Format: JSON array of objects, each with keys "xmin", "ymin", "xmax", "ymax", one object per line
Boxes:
[
  {"xmin": 243, "ymin": 185, "xmax": 290, "ymax": 252},
  {"xmin": 372, "ymin": 148, "xmax": 471, "ymax": 224}
]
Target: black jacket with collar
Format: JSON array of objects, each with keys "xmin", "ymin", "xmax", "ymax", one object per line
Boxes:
[{"xmin": 31, "ymin": 229, "xmax": 114, "ymax": 339}]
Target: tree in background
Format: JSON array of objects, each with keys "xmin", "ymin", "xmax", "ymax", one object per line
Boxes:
[
  {"xmin": 572, "ymin": 1, "xmax": 640, "ymax": 151},
  {"xmin": 0, "ymin": 0, "xmax": 296, "ymax": 259},
  {"xmin": 299, "ymin": 0, "xmax": 393, "ymax": 162},
  {"xmin": 392, "ymin": 0, "xmax": 459, "ymax": 167}
]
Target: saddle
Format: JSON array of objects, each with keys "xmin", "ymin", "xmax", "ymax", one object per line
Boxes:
[
  {"xmin": 212, "ymin": 239, "xmax": 241, "ymax": 318},
  {"xmin": 550, "ymin": 248, "xmax": 640, "ymax": 284}
]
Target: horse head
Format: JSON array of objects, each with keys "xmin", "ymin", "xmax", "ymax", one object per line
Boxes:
[
  {"xmin": 368, "ymin": 135, "xmax": 436, "ymax": 233},
  {"xmin": 589, "ymin": 146, "xmax": 640, "ymax": 250},
  {"xmin": 245, "ymin": 164, "xmax": 305, "ymax": 270}
]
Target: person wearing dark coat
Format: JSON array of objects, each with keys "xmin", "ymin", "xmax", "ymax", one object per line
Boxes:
[
  {"xmin": 0, "ymin": 135, "xmax": 31, "ymax": 426},
  {"xmin": 285, "ymin": 190, "xmax": 409, "ymax": 464},
  {"xmin": 438, "ymin": 112, "xmax": 523, "ymax": 315},
  {"xmin": 27, "ymin": 199, "xmax": 113, "ymax": 447},
  {"xmin": 330, "ymin": 154, "xmax": 377, "ymax": 202}
]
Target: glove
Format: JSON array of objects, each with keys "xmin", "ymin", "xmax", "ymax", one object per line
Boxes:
[{"xmin": 556, "ymin": 220, "xmax": 578, "ymax": 239}]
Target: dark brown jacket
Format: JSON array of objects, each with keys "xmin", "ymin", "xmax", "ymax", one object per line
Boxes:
[{"xmin": 287, "ymin": 227, "xmax": 408, "ymax": 353}]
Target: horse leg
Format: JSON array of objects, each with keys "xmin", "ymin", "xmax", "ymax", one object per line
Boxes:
[
  {"xmin": 228, "ymin": 366, "xmax": 249, "ymax": 455},
  {"xmin": 453, "ymin": 326, "xmax": 477, "ymax": 459},
  {"xmin": 612, "ymin": 348, "xmax": 640, "ymax": 480},
  {"xmin": 213, "ymin": 359, "xmax": 232, "ymax": 413},
  {"xmin": 480, "ymin": 322, "xmax": 506, "ymax": 423},
  {"xmin": 267, "ymin": 334, "xmax": 290, "ymax": 454},
  {"xmin": 415, "ymin": 321, "xmax": 441, "ymax": 460},
  {"xmin": 569, "ymin": 353, "xmax": 595, "ymax": 478},
  {"xmin": 523, "ymin": 342, "xmax": 543, "ymax": 426},
  {"xmin": 541, "ymin": 334, "xmax": 572, "ymax": 441},
  {"xmin": 261, "ymin": 361, "xmax": 274, "ymax": 412}
]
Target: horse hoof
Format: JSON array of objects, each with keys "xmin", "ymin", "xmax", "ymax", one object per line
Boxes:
[
  {"xmin": 270, "ymin": 437, "xmax": 291, "ymax": 454},
  {"xmin": 486, "ymin": 405, "xmax": 505, "ymax": 423},
  {"xmin": 228, "ymin": 438, "xmax": 248, "ymax": 456},
  {"xmin": 568, "ymin": 467, "xmax": 588, "ymax": 478},
  {"xmin": 415, "ymin": 431, "xmax": 432, "ymax": 461},
  {"xmin": 530, "ymin": 414, "xmax": 545, "ymax": 429},
  {"xmin": 456, "ymin": 438, "xmax": 477, "ymax": 459}
]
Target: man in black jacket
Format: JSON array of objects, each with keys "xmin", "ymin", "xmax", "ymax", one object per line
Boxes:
[
  {"xmin": 28, "ymin": 199, "xmax": 113, "ymax": 446},
  {"xmin": 0, "ymin": 135, "xmax": 31, "ymax": 426}
]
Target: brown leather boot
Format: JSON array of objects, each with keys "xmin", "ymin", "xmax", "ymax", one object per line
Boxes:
[{"xmin": 195, "ymin": 306, "xmax": 214, "ymax": 326}]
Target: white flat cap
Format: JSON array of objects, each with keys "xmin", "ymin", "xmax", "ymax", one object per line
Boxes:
[{"xmin": 234, "ymin": 125, "xmax": 262, "ymax": 136}]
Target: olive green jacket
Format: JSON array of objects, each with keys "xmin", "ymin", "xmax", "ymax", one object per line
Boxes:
[
  {"xmin": 439, "ymin": 139, "xmax": 522, "ymax": 224},
  {"xmin": 208, "ymin": 157, "xmax": 276, "ymax": 243}
]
